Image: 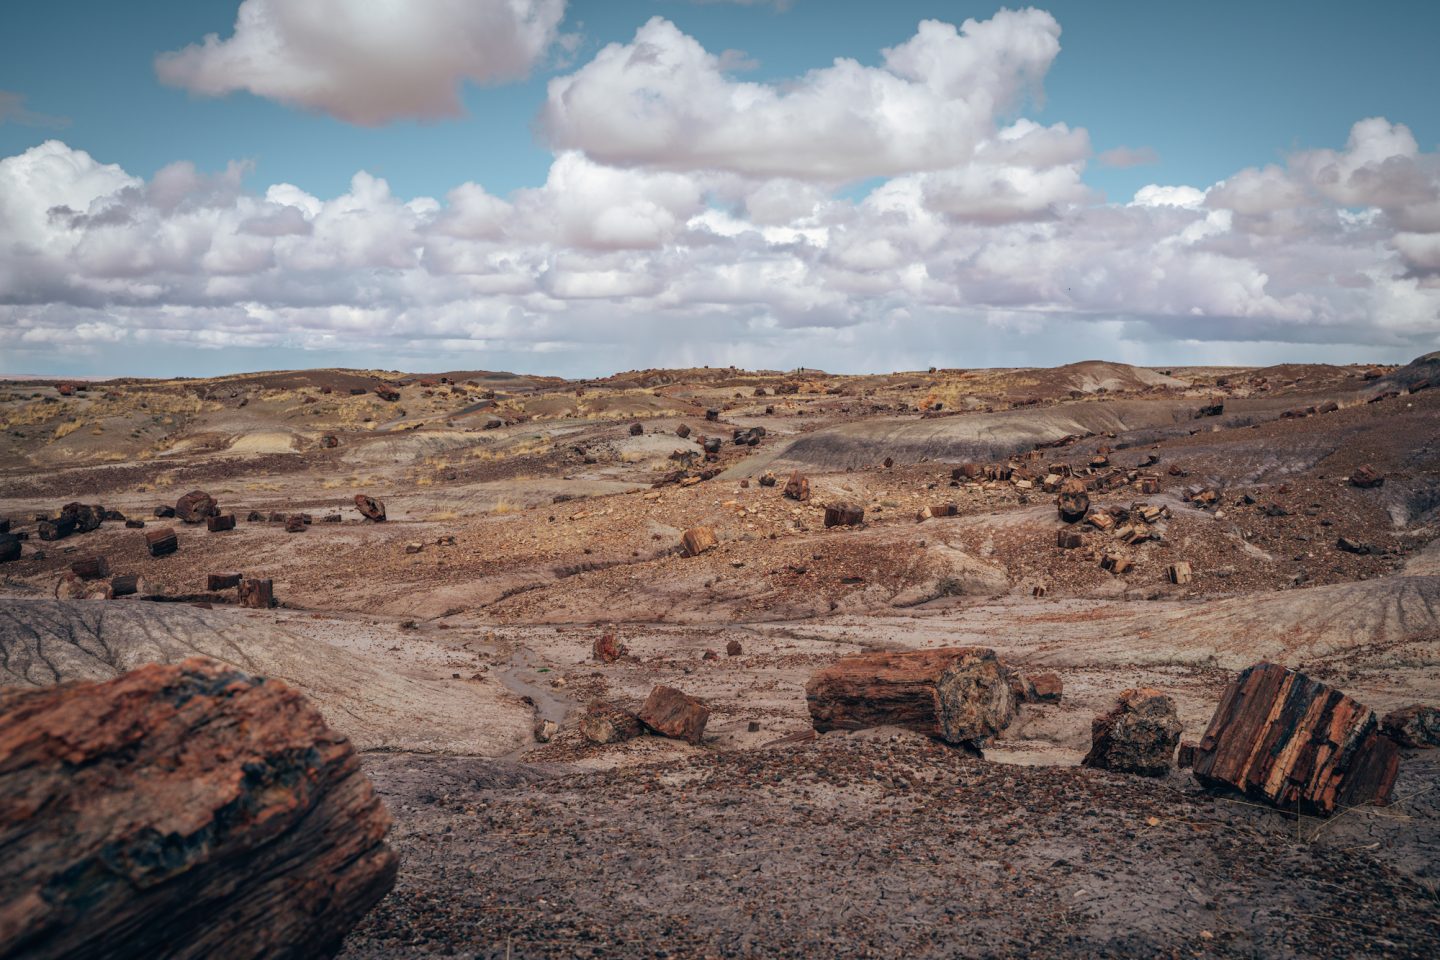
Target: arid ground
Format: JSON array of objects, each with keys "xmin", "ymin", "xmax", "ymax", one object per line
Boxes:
[{"xmin": 2, "ymin": 356, "xmax": 1438, "ymax": 957}]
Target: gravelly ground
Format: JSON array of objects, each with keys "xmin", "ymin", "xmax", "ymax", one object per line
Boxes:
[{"xmin": 342, "ymin": 737, "xmax": 1440, "ymax": 959}]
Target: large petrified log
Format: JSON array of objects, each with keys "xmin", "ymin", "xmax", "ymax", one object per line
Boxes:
[
  {"xmin": 354, "ymin": 494, "xmax": 386, "ymax": 522},
  {"xmin": 1192, "ymin": 662, "xmax": 1400, "ymax": 815},
  {"xmin": 144, "ymin": 527, "xmax": 178, "ymax": 557},
  {"xmin": 0, "ymin": 658, "xmax": 396, "ymax": 960},
  {"xmin": 638, "ymin": 686, "xmax": 709, "ymax": 745},
  {"xmin": 175, "ymin": 490, "xmax": 219, "ymax": 524},
  {"xmin": 1056, "ymin": 477, "xmax": 1089, "ymax": 523},
  {"xmin": 805, "ymin": 648, "xmax": 1015, "ymax": 747}
]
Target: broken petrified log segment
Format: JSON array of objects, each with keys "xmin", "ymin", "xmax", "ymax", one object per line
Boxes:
[
  {"xmin": 1056, "ymin": 477, "xmax": 1089, "ymax": 523},
  {"xmin": 0, "ymin": 534, "xmax": 21, "ymax": 563},
  {"xmin": 1177, "ymin": 741, "xmax": 1199, "ymax": 769},
  {"xmin": 69, "ymin": 556, "xmax": 110, "ymax": 580},
  {"xmin": 144, "ymin": 527, "xmax": 178, "ymax": 557},
  {"xmin": 782, "ymin": 471, "xmax": 811, "ymax": 502},
  {"xmin": 354, "ymin": 494, "xmax": 386, "ymax": 522},
  {"xmin": 638, "ymin": 686, "xmax": 710, "ymax": 745},
  {"xmin": 37, "ymin": 516, "xmax": 76, "ymax": 542},
  {"xmin": 1192, "ymin": 662, "xmax": 1399, "ymax": 815},
  {"xmin": 1082, "ymin": 688, "xmax": 1182, "ymax": 777},
  {"xmin": 579, "ymin": 702, "xmax": 644, "ymax": 745},
  {"xmin": 124, "ymin": 519, "xmax": 145, "ymax": 529},
  {"xmin": 1167, "ymin": 562, "xmax": 1193, "ymax": 585},
  {"xmin": 726, "ymin": 639, "xmax": 742, "ymax": 657},
  {"xmin": 592, "ymin": 632, "xmax": 628, "ymax": 663},
  {"xmin": 805, "ymin": 647, "xmax": 1016, "ymax": 747},
  {"xmin": 205, "ymin": 513, "xmax": 236, "ymax": 532},
  {"xmin": 0, "ymin": 658, "xmax": 396, "ymax": 960},
  {"xmin": 1030, "ymin": 673, "xmax": 1063, "ymax": 703},
  {"xmin": 681, "ymin": 526, "xmax": 718, "ymax": 558},
  {"xmin": 1056, "ymin": 529, "xmax": 1083, "ymax": 549},
  {"xmin": 110, "ymin": 573, "xmax": 140, "ymax": 597},
  {"xmin": 238, "ymin": 578, "xmax": 275, "ymax": 609},
  {"xmin": 175, "ymin": 490, "xmax": 218, "ymax": 524},
  {"xmin": 824, "ymin": 503, "xmax": 864, "ymax": 528},
  {"xmin": 154, "ymin": 505, "xmax": 176, "ymax": 518},
  {"xmin": 1380, "ymin": 705, "xmax": 1439, "ymax": 748},
  {"xmin": 60, "ymin": 502, "xmax": 104, "ymax": 533},
  {"xmin": 675, "ymin": 424, "xmax": 691, "ymax": 439},
  {"xmin": 207, "ymin": 572, "xmax": 243, "ymax": 591},
  {"xmin": 1350, "ymin": 464, "xmax": 1384, "ymax": 488},
  {"xmin": 285, "ymin": 516, "xmax": 307, "ymax": 533}
]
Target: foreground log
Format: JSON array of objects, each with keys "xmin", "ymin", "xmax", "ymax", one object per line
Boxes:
[
  {"xmin": 238, "ymin": 578, "xmax": 275, "ymax": 609},
  {"xmin": 175, "ymin": 490, "xmax": 218, "ymax": 524},
  {"xmin": 805, "ymin": 648, "xmax": 1015, "ymax": 747},
  {"xmin": 354, "ymin": 494, "xmax": 386, "ymax": 522},
  {"xmin": 0, "ymin": 533, "xmax": 20, "ymax": 563},
  {"xmin": 1192, "ymin": 662, "xmax": 1399, "ymax": 815},
  {"xmin": 110, "ymin": 573, "xmax": 141, "ymax": 597},
  {"xmin": 824, "ymin": 504, "xmax": 864, "ymax": 528},
  {"xmin": 1056, "ymin": 477, "xmax": 1089, "ymax": 523},
  {"xmin": 144, "ymin": 527, "xmax": 178, "ymax": 557},
  {"xmin": 638, "ymin": 686, "xmax": 709, "ymax": 745},
  {"xmin": 1082, "ymin": 688, "xmax": 1181, "ymax": 777},
  {"xmin": 69, "ymin": 556, "xmax": 110, "ymax": 580},
  {"xmin": 0, "ymin": 658, "xmax": 396, "ymax": 960}
]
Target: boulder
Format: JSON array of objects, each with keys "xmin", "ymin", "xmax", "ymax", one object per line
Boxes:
[
  {"xmin": 805, "ymin": 647, "xmax": 1015, "ymax": 748},
  {"xmin": 354, "ymin": 495, "xmax": 386, "ymax": 522},
  {"xmin": 0, "ymin": 658, "xmax": 396, "ymax": 960},
  {"xmin": 579, "ymin": 702, "xmax": 644, "ymax": 745},
  {"xmin": 1082, "ymin": 688, "xmax": 1182, "ymax": 777},
  {"xmin": 1380, "ymin": 704, "xmax": 1439, "ymax": 749},
  {"xmin": 1056, "ymin": 477, "xmax": 1089, "ymax": 523},
  {"xmin": 174, "ymin": 491, "xmax": 218, "ymax": 524},
  {"xmin": 1192, "ymin": 662, "xmax": 1399, "ymax": 815},
  {"xmin": 638, "ymin": 686, "xmax": 710, "ymax": 745}
]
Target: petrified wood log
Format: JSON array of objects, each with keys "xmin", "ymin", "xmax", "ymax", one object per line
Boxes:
[
  {"xmin": 69, "ymin": 556, "xmax": 109, "ymax": 580},
  {"xmin": 0, "ymin": 658, "xmax": 396, "ymax": 959},
  {"xmin": 354, "ymin": 495, "xmax": 386, "ymax": 522},
  {"xmin": 59, "ymin": 503, "xmax": 104, "ymax": 533},
  {"xmin": 1381, "ymin": 705, "xmax": 1439, "ymax": 748},
  {"xmin": 824, "ymin": 504, "xmax": 864, "ymax": 528},
  {"xmin": 37, "ymin": 517, "xmax": 75, "ymax": 542},
  {"xmin": 1192, "ymin": 662, "xmax": 1399, "ymax": 815},
  {"xmin": 1, "ymin": 534, "xmax": 22, "ymax": 563},
  {"xmin": 579, "ymin": 702, "xmax": 644, "ymax": 745},
  {"xmin": 175, "ymin": 491, "xmax": 218, "ymax": 524},
  {"xmin": 205, "ymin": 514, "xmax": 236, "ymax": 532},
  {"xmin": 638, "ymin": 686, "xmax": 709, "ymax": 745},
  {"xmin": 1082, "ymin": 688, "xmax": 1181, "ymax": 777},
  {"xmin": 1350, "ymin": 464, "xmax": 1384, "ymax": 489},
  {"xmin": 207, "ymin": 573, "xmax": 242, "ymax": 591},
  {"xmin": 1056, "ymin": 477, "xmax": 1089, "ymax": 523},
  {"xmin": 110, "ymin": 573, "xmax": 140, "ymax": 597},
  {"xmin": 681, "ymin": 526, "xmax": 717, "ymax": 558},
  {"xmin": 783, "ymin": 471, "xmax": 811, "ymax": 502},
  {"xmin": 805, "ymin": 647, "xmax": 1015, "ymax": 747},
  {"xmin": 238, "ymin": 579, "xmax": 275, "ymax": 609},
  {"xmin": 144, "ymin": 527, "xmax": 177, "ymax": 557}
]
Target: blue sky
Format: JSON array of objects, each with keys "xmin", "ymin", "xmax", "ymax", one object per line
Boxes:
[{"xmin": 2, "ymin": 1, "xmax": 1439, "ymax": 376}]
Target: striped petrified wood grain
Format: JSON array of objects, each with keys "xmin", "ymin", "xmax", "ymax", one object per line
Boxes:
[{"xmin": 1192, "ymin": 661, "xmax": 1399, "ymax": 816}]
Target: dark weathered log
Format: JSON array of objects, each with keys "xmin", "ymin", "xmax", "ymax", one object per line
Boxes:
[
  {"xmin": 1082, "ymin": 688, "xmax": 1181, "ymax": 777},
  {"xmin": 354, "ymin": 495, "xmax": 385, "ymax": 522},
  {"xmin": 1381, "ymin": 705, "xmax": 1439, "ymax": 748},
  {"xmin": 207, "ymin": 573, "xmax": 243, "ymax": 591},
  {"xmin": 805, "ymin": 647, "xmax": 1015, "ymax": 746},
  {"xmin": 0, "ymin": 518, "xmax": 9, "ymax": 534},
  {"xmin": 0, "ymin": 658, "xmax": 396, "ymax": 960},
  {"xmin": 238, "ymin": 578, "xmax": 275, "ymax": 609},
  {"xmin": 110, "ymin": 573, "xmax": 141, "ymax": 597},
  {"xmin": 1056, "ymin": 477, "xmax": 1089, "ymax": 523},
  {"xmin": 37, "ymin": 516, "xmax": 76, "ymax": 542},
  {"xmin": 638, "ymin": 686, "xmax": 710, "ymax": 745},
  {"xmin": 69, "ymin": 556, "xmax": 110, "ymax": 580},
  {"xmin": 154, "ymin": 505, "xmax": 175, "ymax": 518},
  {"xmin": 0, "ymin": 533, "xmax": 21, "ymax": 563},
  {"xmin": 124, "ymin": 519, "xmax": 145, "ymax": 529},
  {"xmin": 629, "ymin": 422, "xmax": 643, "ymax": 436},
  {"xmin": 675, "ymin": 424, "xmax": 691, "ymax": 439},
  {"xmin": 205, "ymin": 514, "xmax": 236, "ymax": 532},
  {"xmin": 285, "ymin": 516, "xmax": 307, "ymax": 533},
  {"xmin": 1056, "ymin": 529, "xmax": 1083, "ymax": 549},
  {"xmin": 175, "ymin": 490, "xmax": 218, "ymax": 524},
  {"xmin": 60, "ymin": 503, "xmax": 104, "ymax": 533},
  {"xmin": 1192, "ymin": 662, "xmax": 1399, "ymax": 815},
  {"xmin": 144, "ymin": 527, "xmax": 178, "ymax": 557},
  {"xmin": 824, "ymin": 504, "xmax": 864, "ymax": 527}
]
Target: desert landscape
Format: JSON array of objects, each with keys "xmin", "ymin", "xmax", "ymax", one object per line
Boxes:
[{"xmin": 2, "ymin": 355, "xmax": 1438, "ymax": 957}]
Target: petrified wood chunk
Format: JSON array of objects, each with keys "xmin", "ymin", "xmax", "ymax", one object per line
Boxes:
[
  {"xmin": 354, "ymin": 495, "xmax": 386, "ymax": 522},
  {"xmin": 110, "ymin": 573, "xmax": 141, "ymax": 597},
  {"xmin": 1082, "ymin": 688, "xmax": 1181, "ymax": 777},
  {"xmin": 144, "ymin": 527, "xmax": 178, "ymax": 557},
  {"xmin": 783, "ymin": 471, "xmax": 811, "ymax": 502},
  {"xmin": 1350, "ymin": 464, "xmax": 1384, "ymax": 489},
  {"xmin": 1192, "ymin": 662, "xmax": 1399, "ymax": 815},
  {"xmin": 805, "ymin": 647, "xmax": 1015, "ymax": 747},
  {"xmin": 638, "ymin": 686, "xmax": 709, "ymax": 745},
  {"xmin": 681, "ymin": 526, "xmax": 717, "ymax": 558},
  {"xmin": 579, "ymin": 702, "xmax": 644, "ymax": 745},
  {"xmin": 1056, "ymin": 477, "xmax": 1089, "ymax": 523},
  {"xmin": 823, "ymin": 504, "xmax": 864, "ymax": 528},
  {"xmin": 0, "ymin": 658, "xmax": 396, "ymax": 960},
  {"xmin": 0, "ymin": 534, "xmax": 21, "ymax": 563},
  {"xmin": 205, "ymin": 514, "xmax": 236, "ymax": 532},
  {"xmin": 238, "ymin": 579, "xmax": 275, "ymax": 609},
  {"xmin": 37, "ymin": 516, "xmax": 76, "ymax": 542},
  {"xmin": 59, "ymin": 502, "xmax": 104, "ymax": 533},
  {"xmin": 175, "ymin": 490, "xmax": 218, "ymax": 524},
  {"xmin": 69, "ymin": 556, "xmax": 109, "ymax": 580},
  {"xmin": 207, "ymin": 573, "xmax": 242, "ymax": 591},
  {"xmin": 1381, "ymin": 705, "xmax": 1439, "ymax": 748}
]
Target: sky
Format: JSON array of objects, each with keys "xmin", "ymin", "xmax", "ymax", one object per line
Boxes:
[{"xmin": 1, "ymin": 0, "xmax": 1439, "ymax": 377}]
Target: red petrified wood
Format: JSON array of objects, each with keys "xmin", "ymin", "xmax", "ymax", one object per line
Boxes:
[
  {"xmin": 638, "ymin": 686, "xmax": 710, "ymax": 745},
  {"xmin": 0, "ymin": 658, "xmax": 396, "ymax": 960},
  {"xmin": 1192, "ymin": 661, "xmax": 1400, "ymax": 816}
]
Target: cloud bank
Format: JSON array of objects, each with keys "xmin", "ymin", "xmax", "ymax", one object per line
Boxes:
[{"xmin": 5, "ymin": 12, "xmax": 1438, "ymax": 374}]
